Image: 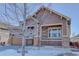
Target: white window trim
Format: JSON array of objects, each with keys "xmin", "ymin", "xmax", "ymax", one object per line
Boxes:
[{"xmin": 48, "ymin": 27, "xmax": 62, "ymax": 39}]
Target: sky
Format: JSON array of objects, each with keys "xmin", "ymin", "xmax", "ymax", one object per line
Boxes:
[{"xmin": 0, "ymin": 3, "xmax": 79, "ymax": 36}]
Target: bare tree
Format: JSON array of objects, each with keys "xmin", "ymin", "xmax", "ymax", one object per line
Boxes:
[
  {"xmin": 0, "ymin": 3, "xmax": 29, "ymax": 56},
  {"xmin": 0, "ymin": 3, "xmax": 52, "ymax": 56},
  {"xmin": 0, "ymin": 3, "xmax": 42, "ymax": 56}
]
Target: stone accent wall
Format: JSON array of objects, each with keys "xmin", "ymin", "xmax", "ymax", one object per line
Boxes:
[{"xmin": 62, "ymin": 37, "xmax": 70, "ymax": 48}]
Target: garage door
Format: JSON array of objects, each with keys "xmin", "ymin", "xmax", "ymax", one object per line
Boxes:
[{"xmin": 26, "ymin": 39, "xmax": 33, "ymax": 46}]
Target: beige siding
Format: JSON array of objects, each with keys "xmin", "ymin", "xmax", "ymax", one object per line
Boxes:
[
  {"xmin": 62, "ymin": 37, "xmax": 70, "ymax": 47},
  {"xmin": 0, "ymin": 29, "xmax": 10, "ymax": 45},
  {"xmin": 8, "ymin": 37, "xmax": 22, "ymax": 45}
]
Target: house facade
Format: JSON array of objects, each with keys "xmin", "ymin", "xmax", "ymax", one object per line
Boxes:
[
  {"xmin": 24, "ymin": 7, "xmax": 71, "ymax": 47},
  {"xmin": 9, "ymin": 6, "xmax": 71, "ymax": 48}
]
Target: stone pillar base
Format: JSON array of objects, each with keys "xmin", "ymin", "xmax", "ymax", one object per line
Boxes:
[
  {"xmin": 62, "ymin": 42, "xmax": 70, "ymax": 48},
  {"xmin": 62, "ymin": 37, "xmax": 70, "ymax": 48}
]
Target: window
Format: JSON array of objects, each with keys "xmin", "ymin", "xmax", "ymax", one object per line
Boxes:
[
  {"xmin": 48, "ymin": 28, "xmax": 61, "ymax": 39},
  {"xmin": 27, "ymin": 26, "xmax": 34, "ymax": 30},
  {"xmin": 28, "ymin": 27, "xmax": 30, "ymax": 29},
  {"xmin": 31, "ymin": 27, "xmax": 34, "ymax": 29},
  {"xmin": 27, "ymin": 26, "xmax": 35, "ymax": 35}
]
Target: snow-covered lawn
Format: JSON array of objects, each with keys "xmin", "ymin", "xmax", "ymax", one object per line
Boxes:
[{"xmin": 0, "ymin": 46, "xmax": 79, "ymax": 56}]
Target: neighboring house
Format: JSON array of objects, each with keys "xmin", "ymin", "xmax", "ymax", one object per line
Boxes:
[
  {"xmin": 8, "ymin": 26, "xmax": 22, "ymax": 45},
  {"xmin": 9, "ymin": 6, "xmax": 71, "ymax": 47},
  {"xmin": 71, "ymin": 34, "xmax": 79, "ymax": 42},
  {"xmin": 70, "ymin": 34, "xmax": 79, "ymax": 48},
  {"xmin": 0, "ymin": 22, "xmax": 10, "ymax": 45},
  {"xmin": 0, "ymin": 22, "xmax": 21, "ymax": 46}
]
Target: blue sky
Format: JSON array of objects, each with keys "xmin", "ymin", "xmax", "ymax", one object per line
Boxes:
[{"xmin": 0, "ymin": 3, "xmax": 79, "ymax": 36}]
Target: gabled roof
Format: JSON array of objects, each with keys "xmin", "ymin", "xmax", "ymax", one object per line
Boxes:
[
  {"xmin": 0, "ymin": 22, "xmax": 12, "ymax": 30},
  {"xmin": 0, "ymin": 22, "xmax": 21, "ymax": 31},
  {"xmin": 26, "ymin": 6, "xmax": 71, "ymax": 24},
  {"xmin": 32, "ymin": 6, "xmax": 70, "ymax": 20}
]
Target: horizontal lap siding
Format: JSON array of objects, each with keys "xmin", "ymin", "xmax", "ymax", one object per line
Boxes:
[
  {"xmin": 11, "ymin": 37, "xmax": 22, "ymax": 45},
  {"xmin": 42, "ymin": 26, "xmax": 48, "ymax": 38},
  {"xmin": 41, "ymin": 40, "xmax": 62, "ymax": 46}
]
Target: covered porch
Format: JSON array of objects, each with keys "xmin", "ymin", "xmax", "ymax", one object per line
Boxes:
[{"xmin": 40, "ymin": 24, "xmax": 63, "ymax": 46}]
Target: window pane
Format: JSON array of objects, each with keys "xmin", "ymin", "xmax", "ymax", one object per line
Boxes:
[
  {"xmin": 52, "ymin": 33, "xmax": 57, "ymax": 37},
  {"xmin": 57, "ymin": 29, "xmax": 61, "ymax": 37},
  {"xmin": 58, "ymin": 33, "xmax": 61, "ymax": 37},
  {"xmin": 48, "ymin": 28, "xmax": 61, "ymax": 39}
]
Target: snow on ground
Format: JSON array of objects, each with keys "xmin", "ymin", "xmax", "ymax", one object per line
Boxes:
[
  {"xmin": 25, "ymin": 46, "xmax": 71, "ymax": 56},
  {"xmin": 0, "ymin": 46, "xmax": 79, "ymax": 56},
  {"xmin": 0, "ymin": 49, "xmax": 20, "ymax": 56}
]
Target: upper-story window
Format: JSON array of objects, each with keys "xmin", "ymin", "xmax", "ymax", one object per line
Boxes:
[
  {"xmin": 26, "ymin": 26, "xmax": 35, "ymax": 38},
  {"xmin": 27, "ymin": 26, "xmax": 34, "ymax": 34},
  {"xmin": 28, "ymin": 26, "xmax": 34, "ymax": 30},
  {"xmin": 48, "ymin": 27, "xmax": 61, "ymax": 39}
]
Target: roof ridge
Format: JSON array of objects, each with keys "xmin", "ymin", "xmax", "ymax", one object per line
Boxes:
[{"xmin": 31, "ymin": 5, "xmax": 70, "ymax": 20}]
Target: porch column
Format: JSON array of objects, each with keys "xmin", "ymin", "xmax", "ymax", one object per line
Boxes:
[
  {"xmin": 62, "ymin": 36, "xmax": 70, "ymax": 48},
  {"xmin": 62, "ymin": 21, "xmax": 70, "ymax": 48},
  {"xmin": 33, "ymin": 23, "xmax": 40, "ymax": 46}
]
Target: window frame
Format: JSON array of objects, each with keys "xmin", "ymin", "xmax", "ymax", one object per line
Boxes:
[{"xmin": 48, "ymin": 27, "xmax": 62, "ymax": 39}]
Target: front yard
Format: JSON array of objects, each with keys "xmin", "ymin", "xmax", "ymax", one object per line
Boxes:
[{"xmin": 0, "ymin": 45, "xmax": 79, "ymax": 56}]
